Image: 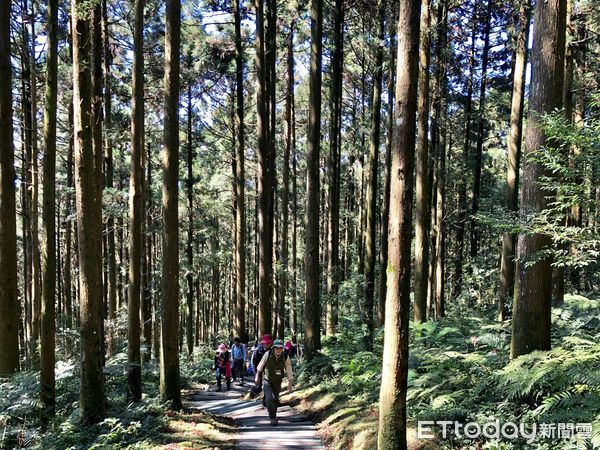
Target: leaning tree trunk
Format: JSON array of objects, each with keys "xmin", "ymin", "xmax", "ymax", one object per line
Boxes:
[
  {"xmin": 72, "ymin": 0, "xmax": 105, "ymax": 423},
  {"xmin": 160, "ymin": 0, "xmax": 182, "ymax": 408},
  {"xmin": 377, "ymin": 0, "xmax": 420, "ymax": 444},
  {"xmin": 498, "ymin": 0, "xmax": 530, "ymax": 320},
  {"xmin": 0, "ymin": 0, "xmax": 20, "ymax": 376},
  {"xmin": 40, "ymin": 0, "xmax": 58, "ymax": 414},
  {"xmin": 511, "ymin": 0, "xmax": 567, "ymax": 359},
  {"xmin": 414, "ymin": 0, "xmax": 431, "ymax": 324},
  {"xmin": 304, "ymin": 0, "xmax": 323, "ymax": 358}
]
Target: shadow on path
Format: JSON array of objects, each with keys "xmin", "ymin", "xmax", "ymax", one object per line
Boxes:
[{"xmin": 185, "ymin": 378, "xmax": 327, "ymax": 449}]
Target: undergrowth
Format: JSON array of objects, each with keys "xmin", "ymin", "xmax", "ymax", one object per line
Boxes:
[{"xmin": 291, "ymin": 293, "xmax": 599, "ymax": 450}]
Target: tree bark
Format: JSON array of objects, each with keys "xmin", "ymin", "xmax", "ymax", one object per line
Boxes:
[
  {"xmin": 511, "ymin": 0, "xmax": 566, "ymax": 359},
  {"xmin": 378, "ymin": 7, "xmax": 396, "ymax": 328},
  {"xmin": 304, "ymin": 0, "xmax": 323, "ymax": 357},
  {"xmin": 160, "ymin": 0, "xmax": 182, "ymax": 408},
  {"xmin": 40, "ymin": 0, "xmax": 58, "ymax": 414},
  {"xmin": 326, "ymin": 0, "xmax": 343, "ymax": 335},
  {"xmin": 72, "ymin": 0, "xmax": 105, "ymax": 422},
  {"xmin": 0, "ymin": 0, "xmax": 20, "ymax": 376},
  {"xmin": 499, "ymin": 0, "xmax": 530, "ymax": 320},
  {"xmin": 128, "ymin": 0, "xmax": 144, "ymax": 401},
  {"xmin": 233, "ymin": 0, "xmax": 246, "ymax": 342},
  {"xmin": 377, "ymin": 0, "xmax": 420, "ymax": 444},
  {"xmin": 414, "ymin": 0, "xmax": 432, "ymax": 323},
  {"xmin": 364, "ymin": 0, "xmax": 385, "ymax": 349}
]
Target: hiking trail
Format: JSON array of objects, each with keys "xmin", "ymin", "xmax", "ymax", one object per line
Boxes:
[{"xmin": 185, "ymin": 379, "xmax": 326, "ymax": 449}]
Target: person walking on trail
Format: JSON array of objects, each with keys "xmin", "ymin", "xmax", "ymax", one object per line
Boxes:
[
  {"xmin": 214, "ymin": 343, "xmax": 232, "ymax": 392},
  {"xmin": 251, "ymin": 334, "xmax": 273, "ymax": 372},
  {"xmin": 255, "ymin": 339, "xmax": 293, "ymax": 426},
  {"xmin": 250, "ymin": 334, "xmax": 273, "ymax": 402},
  {"xmin": 231, "ymin": 337, "xmax": 247, "ymax": 386}
]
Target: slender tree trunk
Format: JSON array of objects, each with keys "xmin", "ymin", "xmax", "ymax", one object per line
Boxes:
[
  {"xmin": 144, "ymin": 143, "xmax": 153, "ymax": 360},
  {"xmin": 453, "ymin": 16, "xmax": 477, "ymax": 297},
  {"xmin": 40, "ymin": 0, "xmax": 58, "ymax": 414},
  {"xmin": 364, "ymin": 0, "xmax": 385, "ymax": 349},
  {"xmin": 64, "ymin": 104, "xmax": 74, "ymax": 331},
  {"xmin": 103, "ymin": 0, "xmax": 117, "ymax": 355},
  {"xmin": 233, "ymin": 0, "xmax": 246, "ymax": 342},
  {"xmin": 434, "ymin": 0, "xmax": 448, "ymax": 320},
  {"xmin": 470, "ymin": 0, "xmax": 493, "ymax": 257},
  {"xmin": 377, "ymin": 0, "xmax": 420, "ymax": 444},
  {"xmin": 160, "ymin": 0, "xmax": 182, "ymax": 408},
  {"xmin": 378, "ymin": 9, "xmax": 396, "ymax": 328},
  {"xmin": 304, "ymin": 0, "xmax": 323, "ymax": 357},
  {"xmin": 186, "ymin": 82, "xmax": 195, "ymax": 357},
  {"xmin": 499, "ymin": 0, "xmax": 530, "ymax": 320},
  {"xmin": 0, "ymin": 0, "xmax": 20, "ymax": 376},
  {"xmin": 72, "ymin": 0, "xmax": 105, "ymax": 423},
  {"xmin": 511, "ymin": 0, "xmax": 567, "ymax": 359},
  {"xmin": 127, "ymin": 0, "xmax": 144, "ymax": 401},
  {"xmin": 326, "ymin": 0, "xmax": 343, "ymax": 335},
  {"xmin": 29, "ymin": 1, "xmax": 42, "ymax": 358},
  {"xmin": 414, "ymin": 0, "xmax": 432, "ymax": 323}
]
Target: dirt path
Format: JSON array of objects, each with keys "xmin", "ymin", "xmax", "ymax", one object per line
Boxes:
[{"xmin": 185, "ymin": 378, "xmax": 326, "ymax": 449}]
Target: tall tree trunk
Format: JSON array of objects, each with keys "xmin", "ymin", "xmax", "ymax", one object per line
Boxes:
[
  {"xmin": 186, "ymin": 82, "xmax": 194, "ymax": 357},
  {"xmin": 326, "ymin": 0, "xmax": 343, "ymax": 335},
  {"xmin": 255, "ymin": 0, "xmax": 273, "ymax": 336},
  {"xmin": 143, "ymin": 143, "xmax": 153, "ymax": 360},
  {"xmin": 0, "ymin": 0, "xmax": 20, "ymax": 376},
  {"xmin": 364, "ymin": 0, "xmax": 385, "ymax": 349},
  {"xmin": 128, "ymin": 0, "xmax": 144, "ymax": 401},
  {"xmin": 511, "ymin": 0, "xmax": 567, "ymax": 359},
  {"xmin": 29, "ymin": 1, "xmax": 42, "ymax": 358},
  {"xmin": 103, "ymin": 0, "xmax": 117, "ymax": 355},
  {"xmin": 470, "ymin": 0, "xmax": 493, "ymax": 257},
  {"xmin": 72, "ymin": 0, "xmax": 105, "ymax": 423},
  {"xmin": 160, "ymin": 0, "xmax": 182, "ymax": 408},
  {"xmin": 233, "ymin": 0, "xmax": 246, "ymax": 342},
  {"xmin": 377, "ymin": 0, "xmax": 420, "ymax": 444},
  {"xmin": 40, "ymin": 0, "xmax": 58, "ymax": 414},
  {"xmin": 499, "ymin": 0, "xmax": 530, "ymax": 320},
  {"xmin": 64, "ymin": 104, "xmax": 74, "ymax": 331},
  {"xmin": 304, "ymin": 0, "xmax": 323, "ymax": 357},
  {"xmin": 434, "ymin": 0, "xmax": 448, "ymax": 320},
  {"xmin": 378, "ymin": 8, "xmax": 396, "ymax": 328},
  {"xmin": 452, "ymin": 16, "xmax": 477, "ymax": 297},
  {"xmin": 291, "ymin": 103, "xmax": 298, "ymax": 337},
  {"xmin": 414, "ymin": 0, "xmax": 432, "ymax": 323}
]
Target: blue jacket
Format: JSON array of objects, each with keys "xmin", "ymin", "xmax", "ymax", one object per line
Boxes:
[{"xmin": 231, "ymin": 343, "xmax": 246, "ymax": 362}]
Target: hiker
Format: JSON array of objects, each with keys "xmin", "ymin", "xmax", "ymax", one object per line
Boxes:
[
  {"xmin": 231, "ymin": 337, "xmax": 247, "ymax": 386},
  {"xmin": 250, "ymin": 334, "xmax": 273, "ymax": 402},
  {"xmin": 255, "ymin": 339, "xmax": 293, "ymax": 426},
  {"xmin": 284, "ymin": 340, "xmax": 297, "ymax": 358},
  {"xmin": 251, "ymin": 334, "xmax": 273, "ymax": 374},
  {"xmin": 213, "ymin": 343, "xmax": 232, "ymax": 392}
]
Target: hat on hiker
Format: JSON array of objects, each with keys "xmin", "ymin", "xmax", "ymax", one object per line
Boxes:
[
  {"xmin": 261, "ymin": 334, "xmax": 273, "ymax": 345},
  {"xmin": 218, "ymin": 343, "xmax": 228, "ymax": 352},
  {"xmin": 273, "ymin": 339, "xmax": 284, "ymax": 348}
]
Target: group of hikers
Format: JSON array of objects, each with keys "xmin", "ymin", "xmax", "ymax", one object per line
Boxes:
[{"xmin": 213, "ymin": 334, "xmax": 298, "ymax": 425}]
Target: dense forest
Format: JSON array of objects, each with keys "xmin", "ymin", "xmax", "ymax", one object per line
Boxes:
[{"xmin": 0, "ymin": 0, "xmax": 599, "ymax": 447}]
